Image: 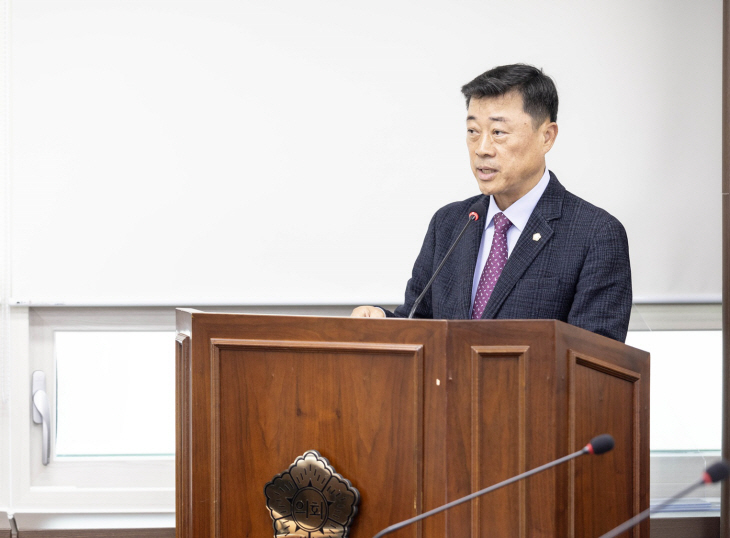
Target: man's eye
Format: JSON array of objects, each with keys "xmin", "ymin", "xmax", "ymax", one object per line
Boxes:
[{"xmin": 493, "ymin": 130, "xmax": 505, "ymax": 136}]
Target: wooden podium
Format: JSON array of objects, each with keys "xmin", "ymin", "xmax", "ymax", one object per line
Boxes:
[{"xmin": 176, "ymin": 310, "xmax": 649, "ymax": 538}]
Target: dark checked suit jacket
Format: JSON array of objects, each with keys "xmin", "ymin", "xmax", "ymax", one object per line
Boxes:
[{"xmin": 384, "ymin": 173, "xmax": 632, "ymax": 342}]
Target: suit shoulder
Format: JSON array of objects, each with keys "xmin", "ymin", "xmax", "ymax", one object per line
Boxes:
[
  {"xmin": 545, "ymin": 173, "xmax": 624, "ymax": 229},
  {"xmin": 561, "ymin": 189, "xmax": 625, "ymax": 230}
]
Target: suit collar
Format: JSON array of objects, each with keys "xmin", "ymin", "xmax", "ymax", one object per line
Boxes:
[{"xmin": 532, "ymin": 171, "xmax": 564, "ymax": 221}]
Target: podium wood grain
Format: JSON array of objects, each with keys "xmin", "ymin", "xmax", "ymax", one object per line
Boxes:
[{"xmin": 176, "ymin": 311, "xmax": 648, "ymax": 538}]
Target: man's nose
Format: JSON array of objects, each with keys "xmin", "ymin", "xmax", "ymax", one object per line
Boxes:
[{"xmin": 475, "ymin": 134, "xmax": 495, "ymax": 157}]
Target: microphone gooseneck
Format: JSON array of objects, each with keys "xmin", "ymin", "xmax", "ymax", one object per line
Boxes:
[
  {"xmin": 598, "ymin": 460, "xmax": 730, "ymax": 538},
  {"xmin": 372, "ymin": 434, "xmax": 614, "ymax": 538},
  {"xmin": 407, "ymin": 201, "xmax": 485, "ymax": 319}
]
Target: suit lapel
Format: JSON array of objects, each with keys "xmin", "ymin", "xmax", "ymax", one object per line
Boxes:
[
  {"xmin": 481, "ymin": 174, "xmax": 565, "ymax": 319},
  {"xmin": 456, "ymin": 196, "xmax": 489, "ymax": 318}
]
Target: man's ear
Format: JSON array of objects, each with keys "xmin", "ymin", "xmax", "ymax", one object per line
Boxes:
[{"xmin": 542, "ymin": 122, "xmax": 558, "ymax": 154}]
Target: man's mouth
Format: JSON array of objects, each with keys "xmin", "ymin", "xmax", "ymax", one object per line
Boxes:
[{"xmin": 477, "ymin": 166, "xmax": 498, "ymax": 179}]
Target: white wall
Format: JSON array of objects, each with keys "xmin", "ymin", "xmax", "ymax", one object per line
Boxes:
[{"xmin": 9, "ymin": 0, "xmax": 722, "ymax": 306}]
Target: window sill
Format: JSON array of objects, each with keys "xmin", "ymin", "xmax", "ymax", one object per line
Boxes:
[{"xmin": 11, "ymin": 513, "xmax": 174, "ymax": 536}]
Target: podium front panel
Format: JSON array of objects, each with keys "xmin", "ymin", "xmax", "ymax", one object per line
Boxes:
[{"xmin": 214, "ymin": 339, "xmax": 424, "ymax": 538}]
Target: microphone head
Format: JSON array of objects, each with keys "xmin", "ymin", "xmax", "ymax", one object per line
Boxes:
[
  {"xmin": 703, "ymin": 461, "xmax": 730, "ymax": 484},
  {"xmin": 468, "ymin": 201, "xmax": 485, "ymax": 222},
  {"xmin": 586, "ymin": 434, "xmax": 614, "ymax": 455}
]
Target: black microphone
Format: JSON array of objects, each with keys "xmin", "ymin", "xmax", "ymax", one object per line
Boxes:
[
  {"xmin": 598, "ymin": 460, "xmax": 730, "ymax": 538},
  {"xmin": 407, "ymin": 201, "xmax": 485, "ymax": 319},
  {"xmin": 372, "ymin": 434, "xmax": 614, "ymax": 538}
]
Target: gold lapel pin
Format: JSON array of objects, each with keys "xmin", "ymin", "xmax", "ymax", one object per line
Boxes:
[{"xmin": 533, "ymin": 233, "xmax": 542, "ymax": 241}]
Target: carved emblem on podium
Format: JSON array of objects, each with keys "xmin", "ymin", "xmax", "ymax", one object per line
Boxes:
[{"xmin": 264, "ymin": 450, "xmax": 360, "ymax": 538}]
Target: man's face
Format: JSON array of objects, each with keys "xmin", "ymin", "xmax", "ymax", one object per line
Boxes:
[{"xmin": 466, "ymin": 91, "xmax": 557, "ymax": 210}]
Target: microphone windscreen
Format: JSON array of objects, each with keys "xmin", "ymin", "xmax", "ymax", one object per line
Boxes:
[
  {"xmin": 468, "ymin": 201, "xmax": 486, "ymax": 222},
  {"xmin": 703, "ymin": 461, "xmax": 730, "ymax": 484},
  {"xmin": 587, "ymin": 434, "xmax": 614, "ymax": 455}
]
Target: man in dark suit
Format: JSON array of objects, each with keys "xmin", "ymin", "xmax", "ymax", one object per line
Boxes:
[{"xmin": 351, "ymin": 64, "xmax": 632, "ymax": 343}]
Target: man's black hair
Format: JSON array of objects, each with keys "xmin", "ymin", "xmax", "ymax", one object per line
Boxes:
[{"xmin": 461, "ymin": 64, "xmax": 558, "ymax": 126}]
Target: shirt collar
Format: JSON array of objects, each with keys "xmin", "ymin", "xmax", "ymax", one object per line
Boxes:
[{"xmin": 485, "ymin": 167, "xmax": 551, "ymax": 232}]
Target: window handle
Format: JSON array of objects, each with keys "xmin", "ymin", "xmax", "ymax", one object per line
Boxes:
[{"xmin": 32, "ymin": 371, "xmax": 51, "ymax": 465}]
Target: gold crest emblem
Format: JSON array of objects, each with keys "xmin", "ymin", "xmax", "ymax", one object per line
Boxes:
[{"xmin": 264, "ymin": 450, "xmax": 360, "ymax": 538}]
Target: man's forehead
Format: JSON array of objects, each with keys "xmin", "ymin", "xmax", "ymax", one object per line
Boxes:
[{"xmin": 466, "ymin": 92, "xmax": 525, "ymax": 123}]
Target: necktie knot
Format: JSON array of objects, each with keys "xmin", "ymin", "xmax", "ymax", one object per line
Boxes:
[{"xmin": 493, "ymin": 212, "xmax": 512, "ymax": 235}]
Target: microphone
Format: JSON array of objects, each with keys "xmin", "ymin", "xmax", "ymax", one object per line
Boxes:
[
  {"xmin": 598, "ymin": 460, "xmax": 730, "ymax": 538},
  {"xmin": 407, "ymin": 201, "xmax": 485, "ymax": 318},
  {"xmin": 372, "ymin": 434, "xmax": 614, "ymax": 538}
]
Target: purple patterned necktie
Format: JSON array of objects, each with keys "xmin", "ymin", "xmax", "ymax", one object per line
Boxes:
[{"xmin": 471, "ymin": 212, "xmax": 512, "ymax": 319}]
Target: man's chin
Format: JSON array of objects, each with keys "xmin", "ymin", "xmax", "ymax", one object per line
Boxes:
[{"xmin": 476, "ymin": 180, "xmax": 498, "ymax": 197}]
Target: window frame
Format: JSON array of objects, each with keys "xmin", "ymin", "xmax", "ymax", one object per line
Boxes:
[{"xmin": 9, "ymin": 306, "xmax": 176, "ymax": 513}]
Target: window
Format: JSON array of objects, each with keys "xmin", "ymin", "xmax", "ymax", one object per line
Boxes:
[
  {"xmin": 627, "ymin": 304, "xmax": 723, "ymax": 518},
  {"xmin": 9, "ymin": 307, "xmax": 176, "ymax": 515},
  {"xmin": 54, "ymin": 331, "xmax": 176, "ymax": 457}
]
